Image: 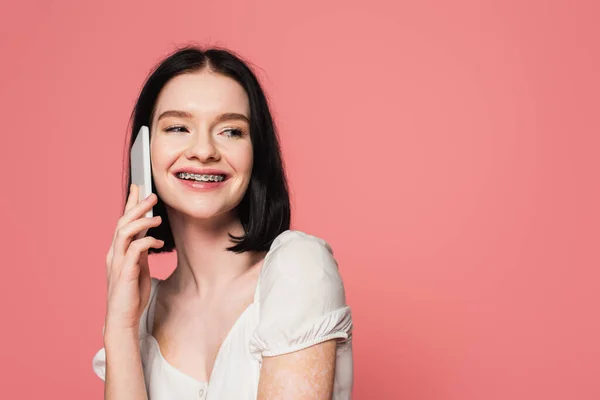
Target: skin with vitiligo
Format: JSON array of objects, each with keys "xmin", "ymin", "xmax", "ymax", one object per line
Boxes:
[
  {"xmin": 258, "ymin": 340, "xmax": 337, "ymax": 399},
  {"xmin": 103, "ymin": 70, "xmax": 337, "ymax": 399}
]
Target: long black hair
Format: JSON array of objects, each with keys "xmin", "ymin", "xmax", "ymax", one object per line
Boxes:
[{"xmin": 122, "ymin": 45, "xmax": 291, "ymax": 254}]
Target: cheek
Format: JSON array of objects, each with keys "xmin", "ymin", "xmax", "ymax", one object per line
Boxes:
[
  {"xmin": 150, "ymin": 142, "xmax": 180, "ymax": 170},
  {"xmin": 228, "ymin": 146, "xmax": 253, "ymax": 175}
]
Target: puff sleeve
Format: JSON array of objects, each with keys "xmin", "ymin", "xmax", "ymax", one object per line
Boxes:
[
  {"xmin": 249, "ymin": 231, "xmax": 353, "ymax": 361},
  {"xmin": 91, "ymin": 324, "xmax": 107, "ymax": 381}
]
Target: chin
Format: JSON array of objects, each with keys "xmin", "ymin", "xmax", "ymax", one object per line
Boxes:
[{"xmin": 178, "ymin": 204, "xmax": 237, "ymax": 221}]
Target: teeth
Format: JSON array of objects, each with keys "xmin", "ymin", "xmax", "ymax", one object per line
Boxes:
[{"xmin": 177, "ymin": 172, "xmax": 225, "ymax": 182}]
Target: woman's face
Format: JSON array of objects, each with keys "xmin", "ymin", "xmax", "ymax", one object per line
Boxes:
[{"xmin": 149, "ymin": 70, "xmax": 253, "ymax": 220}]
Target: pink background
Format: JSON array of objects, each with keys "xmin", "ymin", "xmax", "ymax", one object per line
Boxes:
[{"xmin": 1, "ymin": 0, "xmax": 598, "ymax": 398}]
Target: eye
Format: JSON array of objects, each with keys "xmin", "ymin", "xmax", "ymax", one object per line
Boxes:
[
  {"xmin": 222, "ymin": 128, "xmax": 244, "ymax": 138},
  {"xmin": 164, "ymin": 125, "xmax": 188, "ymax": 133}
]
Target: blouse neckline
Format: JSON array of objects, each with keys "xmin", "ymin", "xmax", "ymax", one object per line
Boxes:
[
  {"xmin": 145, "ymin": 276, "xmax": 260, "ymax": 387},
  {"xmin": 140, "ymin": 235, "xmax": 288, "ymax": 387}
]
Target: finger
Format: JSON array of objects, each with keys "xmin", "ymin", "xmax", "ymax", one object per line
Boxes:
[
  {"xmin": 107, "ymin": 184, "xmax": 141, "ymax": 267},
  {"xmin": 133, "ymin": 226, "xmax": 149, "ymax": 242},
  {"xmin": 119, "ymin": 236, "xmax": 165, "ymax": 279},
  {"xmin": 111, "ymin": 215, "xmax": 162, "ymax": 268},
  {"xmin": 110, "ymin": 192, "xmax": 157, "ymax": 255},
  {"xmin": 124, "ymin": 183, "xmax": 139, "ymax": 214},
  {"xmin": 117, "ymin": 192, "xmax": 158, "ymax": 231},
  {"xmin": 108, "ymin": 192, "xmax": 158, "ymax": 273},
  {"xmin": 110, "ymin": 216, "xmax": 162, "ymax": 275}
]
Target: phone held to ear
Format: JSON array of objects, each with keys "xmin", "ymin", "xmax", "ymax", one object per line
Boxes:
[{"xmin": 130, "ymin": 125, "xmax": 154, "ymax": 226}]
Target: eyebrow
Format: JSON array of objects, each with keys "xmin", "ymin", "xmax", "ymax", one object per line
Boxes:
[{"xmin": 157, "ymin": 110, "xmax": 250, "ymax": 125}]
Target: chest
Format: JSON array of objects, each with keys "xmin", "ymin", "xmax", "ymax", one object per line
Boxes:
[{"xmin": 150, "ymin": 289, "xmax": 254, "ymax": 383}]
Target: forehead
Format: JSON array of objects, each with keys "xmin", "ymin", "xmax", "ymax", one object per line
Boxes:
[{"xmin": 154, "ymin": 71, "xmax": 250, "ymax": 118}]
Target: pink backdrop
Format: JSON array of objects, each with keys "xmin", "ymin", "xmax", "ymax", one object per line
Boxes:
[{"xmin": 1, "ymin": 0, "xmax": 598, "ymax": 399}]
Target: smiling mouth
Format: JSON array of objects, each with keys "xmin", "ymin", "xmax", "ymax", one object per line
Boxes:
[{"xmin": 175, "ymin": 172, "xmax": 228, "ymax": 182}]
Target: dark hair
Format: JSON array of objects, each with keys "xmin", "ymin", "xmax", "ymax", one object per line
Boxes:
[{"xmin": 122, "ymin": 45, "xmax": 291, "ymax": 254}]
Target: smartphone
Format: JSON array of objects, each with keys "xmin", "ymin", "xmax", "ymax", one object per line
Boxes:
[{"xmin": 130, "ymin": 125, "xmax": 153, "ymax": 219}]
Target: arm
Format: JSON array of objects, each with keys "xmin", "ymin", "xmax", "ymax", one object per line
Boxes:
[
  {"xmin": 103, "ymin": 328, "xmax": 148, "ymax": 400},
  {"xmin": 98, "ymin": 184, "xmax": 162, "ymax": 399},
  {"xmin": 257, "ymin": 339, "xmax": 337, "ymax": 400},
  {"xmin": 250, "ymin": 232, "xmax": 353, "ymax": 399}
]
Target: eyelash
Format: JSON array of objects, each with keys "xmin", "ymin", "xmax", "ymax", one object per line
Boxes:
[{"xmin": 164, "ymin": 125, "xmax": 244, "ymax": 138}]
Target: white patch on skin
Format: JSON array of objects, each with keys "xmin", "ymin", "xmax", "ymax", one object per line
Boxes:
[{"xmin": 257, "ymin": 339, "xmax": 337, "ymax": 399}]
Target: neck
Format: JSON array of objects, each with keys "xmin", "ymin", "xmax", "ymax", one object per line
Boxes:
[{"xmin": 164, "ymin": 207, "xmax": 261, "ymax": 298}]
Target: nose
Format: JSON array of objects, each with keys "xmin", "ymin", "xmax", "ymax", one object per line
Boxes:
[{"xmin": 184, "ymin": 131, "xmax": 220, "ymax": 162}]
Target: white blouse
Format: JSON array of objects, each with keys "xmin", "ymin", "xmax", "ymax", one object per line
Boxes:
[{"xmin": 92, "ymin": 230, "xmax": 354, "ymax": 399}]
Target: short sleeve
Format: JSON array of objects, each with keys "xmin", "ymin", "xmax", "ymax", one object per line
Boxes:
[
  {"xmin": 249, "ymin": 231, "xmax": 353, "ymax": 361},
  {"xmin": 92, "ymin": 324, "xmax": 107, "ymax": 381}
]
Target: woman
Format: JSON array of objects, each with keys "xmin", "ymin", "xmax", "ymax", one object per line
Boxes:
[{"xmin": 92, "ymin": 45, "xmax": 353, "ymax": 399}]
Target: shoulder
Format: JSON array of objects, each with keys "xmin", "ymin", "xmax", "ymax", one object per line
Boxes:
[
  {"xmin": 268, "ymin": 229, "xmax": 334, "ymax": 254},
  {"xmin": 256, "ymin": 230, "xmax": 344, "ymax": 302},
  {"xmin": 262, "ymin": 230, "xmax": 339, "ymax": 283},
  {"xmin": 249, "ymin": 230, "xmax": 352, "ymax": 360}
]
